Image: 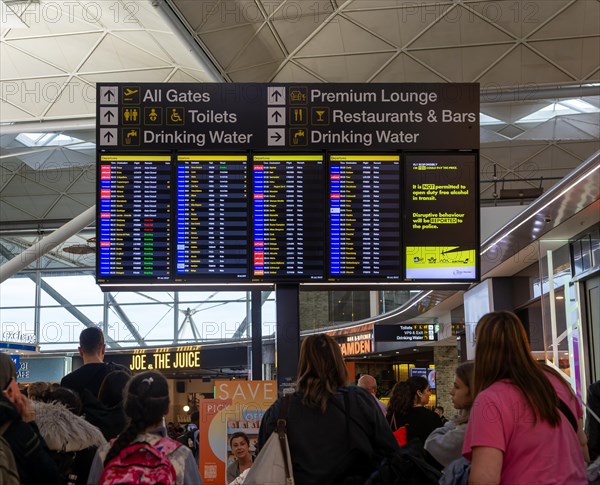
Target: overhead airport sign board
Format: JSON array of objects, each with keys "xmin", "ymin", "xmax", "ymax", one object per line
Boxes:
[
  {"xmin": 374, "ymin": 324, "xmax": 438, "ymax": 342},
  {"xmin": 97, "ymin": 83, "xmax": 479, "ymax": 151},
  {"xmin": 96, "ymin": 83, "xmax": 479, "ymax": 286}
]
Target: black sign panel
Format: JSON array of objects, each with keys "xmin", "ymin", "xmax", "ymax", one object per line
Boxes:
[
  {"xmin": 97, "ymin": 83, "xmax": 479, "ymax": 151},
  {"xmin": 103, "ymin": 345, "xmax": 248, "ymax": 374},
  {"xmin": 403, "ymin": 153, "xmax": 479, "ymax": 281},
  {"xmin": 374, "ymin": 324, "xmax": 438, "ymax": 342}
]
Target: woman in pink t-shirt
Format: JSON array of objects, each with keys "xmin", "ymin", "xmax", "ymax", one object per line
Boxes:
[{"xmin": 463, "ymin": 311, "xmax": 589, "ymax": 485}]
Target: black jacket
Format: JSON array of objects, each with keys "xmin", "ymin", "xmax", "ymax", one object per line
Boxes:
[
  {"xmin": 387, "ymin": 406, "xmax": 443, "ymax": 447},
  {"xmin": 60, "ymin": 361, "xmax": 130, "ymax": 399},
  {"xmin": 587, "ymin": 380, "xmax": 600, "ymax": 461},
  {"xmin": 258, "ymin": 386, "xmax": 399, "ymax": 485},
  {"xmin": 0, "ymin": 396, "xmax": 59, "ymax": 485}
]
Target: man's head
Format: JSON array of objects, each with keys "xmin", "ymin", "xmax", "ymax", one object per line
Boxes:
[
  {"xmin": 0, "ymin": 353, "xmax": 19, "ymax": 402},
  {"xmin": 357, "ymin": 374, "xmax": 378, "ymax": 395},
  {"xmin": 434, "ymin": 405, "xmax": 445, "ymax": 417},
  {"xmin": 79, "ymin": 327, "xmax": 106, "ymax": 362}
]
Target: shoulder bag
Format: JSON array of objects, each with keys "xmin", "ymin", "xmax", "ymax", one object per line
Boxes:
[
  {"xmin": 243, "ymin": 395, "xmax": 294, "ymax": 485},
  {"xmin": 390, "ymin": 414, "xmax": 407, "ymax": 447}
]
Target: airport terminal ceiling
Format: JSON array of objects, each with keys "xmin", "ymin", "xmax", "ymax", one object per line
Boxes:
[{"xmin": 0, "ymin": 2, "xmax": 598, "ymax": 293}]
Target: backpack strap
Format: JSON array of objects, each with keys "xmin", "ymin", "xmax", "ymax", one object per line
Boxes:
[
  {"xmin": 0, "ymin": 420, "xmax": 12, "ymax": 436},
  {"xmin": 154, "ymin": 436, "xmax": 181, "ymax": 456},
  {"xmin": 557, "ymin": 398, "xmax": 578, "ymax": 433},
  {"xmin": 390, "ymin": 413, "xmax": 397, "ymax": 431},
  {"xmin": 276, "ymin": 395, "xmax": 292, "ymax": 481}
]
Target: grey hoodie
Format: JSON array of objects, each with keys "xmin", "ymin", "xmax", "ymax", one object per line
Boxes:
[{"xmin": 424, "ymin": 420, "xmax": 467, "ymax": 469}]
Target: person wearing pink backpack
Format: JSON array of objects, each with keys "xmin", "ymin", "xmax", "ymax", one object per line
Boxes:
[{"xmin": 86, "ymin": 371, "xmax": 203, "ymax": 485}]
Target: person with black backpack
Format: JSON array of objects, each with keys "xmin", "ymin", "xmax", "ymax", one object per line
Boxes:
[{"xmin": 86, "ymin": 371, "xmax": 203, "ymax": 485}]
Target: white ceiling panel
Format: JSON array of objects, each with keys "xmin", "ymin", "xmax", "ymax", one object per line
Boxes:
[
  {"xmin": 78, "ymin": 68, "xmax": 176, "ymax": 83},
  {"xmin": 530, "ymin": 38, "xmax": 600, "ymax": 81},
  {"xmin": 345, "ymin": 6, "xmax": 444, "ymax": 47},
  {"xmin": 197, "ymin": 0, "xmax": 264, "ymax": 32},
  {"xmin": 109, "ymin": 30, "xmax": 172, "ymax": 63},
  {"xmin": 409, "ymin": 5, "xmax": 514, "ymax": 49},
  {"xmin": 296, "ymin": 17, "xmax": 394, "ymax": 57},
  {"xmin": 198, "ymin": 24, "xmax": 262, "ymax": 69},
  {"xmin": 297, "ymin": 53, "xmax": 394, "ymax": 83},
  {"xmin": 478, "ymin": 45, "xmax": 574, "ymax": 86},
  {"xmin": 228, "ymin": 61, "xmax": 282, "ymax": 83},
  {"xmin": 43, "ymin": 196, "xmax": 90, "ymax": 220},
  {"xmin": 272, "ymin": 62, "xmax": 325, "ymax": 83},
  {"xmin": 42, "ymin": 82, "xmax": 97, "ymax": 119},
  {"xmin": 529, "ymin": 0, "xmax": 600, "ymax": 39},
  {"xmin": 371, "ymin": 53, "xmax": 447, "ymax": 82},
  {"xmin": 410, "ymin": 44, "xmax": 513, "ymax": 82},
  {"xmin": 0, "ymin": 42, "xmax": 66, "ymax": 78},
  {"xmin": 79, "ymin": 33, "xmax": 169, "ymax": 72},
  {"xmin": 4, "ymin": 3, "xmax": 96, "ymax": 37},
  {"xmin": 0, "ymin": 200, "xmax": 39, "ymax": 221},
  {"xmin": 227, "ymin": 26, "xmax": 285, "ymax": 71},
  {"xmin": 168, "ymin": 68, "xmax": 210, "ymax": 82},
  {"xmin": 8, "ymin": 33, "xmax": 103, "ymax": 72}
]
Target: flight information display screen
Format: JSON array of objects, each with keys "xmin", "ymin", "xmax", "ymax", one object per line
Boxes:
[
  {"xmin": 97, "ymin": 154, "xmax": 172, "ymax": 281},
  {"xmin": 403, "ymin": 153, "xmax": 479, "ymax": 281},
  {"xmin": 252, "ymin": 155, "xmax": 325, "ymax": 280},
  {"xmin": 96, "ymin": 151, "xmax": 479, "ymax": 285},
  {"xmin": 175, "ymin": 155, "xmax": 249, "ymax": 280},
  {"xmin": 329, "ymin": 155, "xmax": 401, "ymax": 280}
]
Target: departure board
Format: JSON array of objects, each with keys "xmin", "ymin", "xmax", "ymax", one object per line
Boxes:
[
  {"xmin": 98, "ymin": 155, "xmax": 171, "ymax": 280},
  {"xmin": 175, "ymin": 155, "xmax": 249, "ymax": 280},
  {"xmin": 404, "ymin": 153, "xmax": 478, "ymax": 281},
  {"xmin": 329, "ymin": 155, "xmax": 401, "ymax": 280},
  {"xmin": 252, "ymin": 155, "xmax": 325, "ymax": 280}
]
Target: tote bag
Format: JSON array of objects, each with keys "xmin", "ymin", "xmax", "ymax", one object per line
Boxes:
[{"xmin": 244, "ymin": 396, "xmax": 294, "ymax": 485}]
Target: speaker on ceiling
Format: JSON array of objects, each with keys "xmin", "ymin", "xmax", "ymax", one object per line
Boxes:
[{"xmin": 176, "ymin": 381, "xmax": 186, "ymax": 393}]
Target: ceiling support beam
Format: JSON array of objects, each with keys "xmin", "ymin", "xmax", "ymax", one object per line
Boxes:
[
  {"xmin": 0, "ymin": 205, "xmax": 95, "ymax": 283},
  {"xmin": 0, "ymin": 242, "xmax": 120, "ymax": 348},
  {"xmin": 106, "ymin": 293, "xmax": 146, "ymax": 347},
  {"xmin": 232, "ymin": 290, "xmax": 272, "ymax": 339}
]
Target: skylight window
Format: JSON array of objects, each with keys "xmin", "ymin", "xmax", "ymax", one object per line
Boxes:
[
  {"xmin": 16, "ymin": 133, "xmax": 95, "ymax": 150},
  {"xmin": 480, "ymin": 113, "xmax": 503, "ymax": 125},
  {"xmin": 517, "ymin": 99, "xmax": 600, "ymax": 123}
]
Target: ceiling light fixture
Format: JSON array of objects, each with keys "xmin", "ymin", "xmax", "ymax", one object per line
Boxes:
[{"xmin": 63, "ymin": 237, "xmax": 96, "ymax": 255}]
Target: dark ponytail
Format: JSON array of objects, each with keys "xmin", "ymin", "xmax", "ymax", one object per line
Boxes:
[{"xmin": 104, "ymin": 371, "xmax": 169, "ymax": 466}]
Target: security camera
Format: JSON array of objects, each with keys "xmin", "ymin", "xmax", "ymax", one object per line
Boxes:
[{"xmin": 544, "ymin": 215, "xmax": 552, "ymax": 223}]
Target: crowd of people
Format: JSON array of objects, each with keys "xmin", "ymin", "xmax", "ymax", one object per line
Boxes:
[{"xmin": 0, "ymin": 313, "xmax": 598, "ymax": 484}]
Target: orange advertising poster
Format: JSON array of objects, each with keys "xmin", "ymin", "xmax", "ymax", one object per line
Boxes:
[
  {"xmin": 214, "ymin": 380, "xmax": 277, "ymax": 480},
  {"xmin": 199, "ymin": 398, "xmax": 231, "ymax": 484},
  {"xmin": 199, "ymin": 381, "xmax": 277, "ymax": 484}
]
